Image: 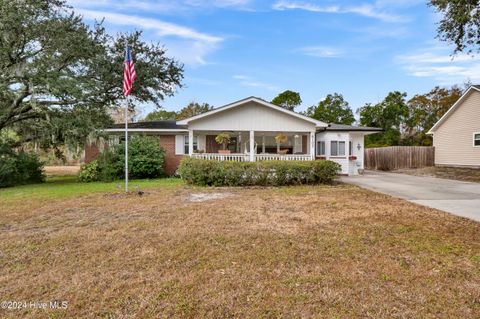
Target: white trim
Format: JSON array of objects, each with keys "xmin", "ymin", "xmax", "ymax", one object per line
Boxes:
[
  {"xmin": 249, "ymin": 130, "xmax": 255, "ymax": 162},
  {"xmin": 188, "ymin": 130, "xmax": 194, "ymax": 156},
  {"xmin": 104, "ymin": 128, "xmax": 188, "ymax": 133},
  {"xmin": 474, "ymin": 132, "xmax": 480, "ymax": 147},
  {"xmin": 428, "ymin": 86, "xmax": 480, "ymax": 134},
  {"xmin": 175, "ymin": 135, "xmax": 184, "ymax": 155},
  {"xmin": 176, "ymin": 97, "xmax": 328, "ymax": 128},
  {"xmin": 310, "ymin": 131, "xmax": 315, "ymax": 160}
]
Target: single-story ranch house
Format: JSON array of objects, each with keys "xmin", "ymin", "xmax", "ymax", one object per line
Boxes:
[
  {"xmin": 428, "ymin": 85, "xmax": 480, "ymax": 168},
  {"xmin": 86, "ymin": 97, "xmax": 381, "ymax": 175}
]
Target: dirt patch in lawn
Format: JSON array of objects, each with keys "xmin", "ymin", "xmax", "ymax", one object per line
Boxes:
[
  {"xmin": 0, "ymin": 184, "xmax": 479, "ymax": 318},
  {"xmin": 187, "ymin": 192, "xmax": 233, "ymax": 202},
  {"xmin": 396, "ymin": 166, "xmax": 480, "ymax": 183}
]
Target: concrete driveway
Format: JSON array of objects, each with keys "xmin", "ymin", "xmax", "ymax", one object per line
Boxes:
[{"xmin": 341, "ymin": 171, "xmax": 480, "ymax": 222}]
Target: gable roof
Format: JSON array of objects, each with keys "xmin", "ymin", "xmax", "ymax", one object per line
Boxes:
[
  {"xmin": 176, "ymin": 96, "xmax": 328, "ymax": 128},
  {"xmin": 428, "ymin": 85, "xmax": 480, "ymax": 134}
]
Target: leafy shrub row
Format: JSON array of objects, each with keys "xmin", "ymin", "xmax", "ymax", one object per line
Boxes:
[
  {"xmin": 0, "ymin": 141, "xmax": 45, "ymax": 188},
  {"xmin": 179, "ymin": 157, "xmax": 341, "ymax": 186},
  {"xmin": 79, "ymin": 135, "xmax": 166, "ymax": 182}
]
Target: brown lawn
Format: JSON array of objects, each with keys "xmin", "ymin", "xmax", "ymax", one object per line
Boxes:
[
  {"xmin": 43, "ymin": 165, "xmax": 80, "ymax": 176},
  {"xmin": 396, "ymin": 166, "xmax": 480, "ymax": 183},
  {"xmin": 0, "ymin": 183, "xmax": 479, "ymax": 318}
]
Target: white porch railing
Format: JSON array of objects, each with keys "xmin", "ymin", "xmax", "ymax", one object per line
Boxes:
[
  {"xmin": 192, "ymin": 153, "xmax": 249, "ymax": 161},
  {"xmin": 191, "ymin": 153, "xmax": 312, "ymax": 161},
  {"xmin": 255, "ymin": 154, "xmax": 312, "ymax": 161}
]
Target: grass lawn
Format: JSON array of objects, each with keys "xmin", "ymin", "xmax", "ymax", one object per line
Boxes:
[
  {"xmin": 0, "ymin": 178, "xmax": 479, "ymax": 318},
  {"xmin": 0, "ymin": 176, "xmax": 183, "ymax": 202}
]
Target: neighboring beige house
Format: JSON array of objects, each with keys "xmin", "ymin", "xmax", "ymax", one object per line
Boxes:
[
  {"xmin": 89, "ymin": 97, "xmax": 381, "ymax": 175},
  {"xmin": 428, "ymin": 85, "xmax": 480, "ymax": 168}
]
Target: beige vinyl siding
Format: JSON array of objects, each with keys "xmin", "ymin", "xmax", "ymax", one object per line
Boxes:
[{"xmin": 433, "ymin": 90, "xmax": 480, "ymax": 167}]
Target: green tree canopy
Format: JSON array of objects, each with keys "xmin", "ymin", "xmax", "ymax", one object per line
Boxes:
[
  {"xmin": 359, "ymin": 91, "xmax": 408, "ymax": 147},
  {"xmin": 403, "ymin": 85, "xmax": 463, "ymax": 145},
  {"xmin": 0, "ymin": 0, "xmax": 183, "ymax": 149},
  {"xmin": 304, "ymin": 93, "xmax": 355, "ymax": 125},
  {"xmin": 429, "ymin": 0, "xmax": 480, "ymax": 54},
  {"xmin": 271, "ymin": 90, "xmax": 302, "ymax": 111},
  {"xmin": 143, "ymin": 108, "xmax": 177, "ymax": 121},
  {"xmin": 177, "ymin": 102, "xmax": 213, "ymax": 120}
]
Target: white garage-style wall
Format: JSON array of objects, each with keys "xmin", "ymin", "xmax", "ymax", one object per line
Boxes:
[{"xmin": 316, "ymin": 131, "xmax": 366, "ymax": 175}]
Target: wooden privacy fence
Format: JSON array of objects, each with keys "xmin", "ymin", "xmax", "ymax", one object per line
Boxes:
[{"xmin": 364, "ymin": 146, "xmax": 435, "ymax": 171}]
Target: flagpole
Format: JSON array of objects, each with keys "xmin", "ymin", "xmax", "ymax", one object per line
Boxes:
[{"xmin": 125, "ymin": 95, "xmax": 129, "ymax": 193}]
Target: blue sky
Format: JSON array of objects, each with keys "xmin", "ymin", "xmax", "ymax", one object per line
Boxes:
[{"xmin": 68, "ymin": 0, "xmax": 480, "ymax": 117}]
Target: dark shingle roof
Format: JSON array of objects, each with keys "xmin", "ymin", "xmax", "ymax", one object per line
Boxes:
[
  {"xmin": 324, "ymin": 123, "xmax": 383, "ymax": 132},
  {"xmin": 109, "ymin": 120, "xmax": 185, "ymax": 130},
  {"xmin": 472, "ymin": 85, "xmax": 480, "ymax": 90}
]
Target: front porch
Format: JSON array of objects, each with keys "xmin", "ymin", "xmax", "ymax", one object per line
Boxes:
[{"xmin": 186, "ymin": 130, "xmax": 316, "ymax": 162}]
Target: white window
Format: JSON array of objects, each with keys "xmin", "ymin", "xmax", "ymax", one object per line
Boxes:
[
  {"xmin": 349, "ymin": 141, "xmax": 353, "ymax": 156},
  {"xmin": 316, "ymin": 141, "xmax": 325, "ymax": 156},
  {"xmin": 474, "ymin": 133, "xmax": 480, "ymax": 147},
  {"xmin": 184, "ymin": 135, "xmax": 198, "ymax": 154},
  {"xmin": 331, "ymin": 141, "xmax": 346, "ymax": 156}
]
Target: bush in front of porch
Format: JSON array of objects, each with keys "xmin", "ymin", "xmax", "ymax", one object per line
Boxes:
[{"xmin": 179, "ymin": 158, "xmax": 340, "ymax": 186}]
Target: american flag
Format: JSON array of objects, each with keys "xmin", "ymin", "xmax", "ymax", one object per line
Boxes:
[{"xmin": 123, "ymin": 45, "xmax": 136, "ymax": 96}]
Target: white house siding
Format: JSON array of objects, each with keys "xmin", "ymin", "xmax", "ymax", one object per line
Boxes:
[
  {"xmin": 350, "ymin": 133, "xmax": 365, "ymax": 172},
  {"xmin": 433, "ymin": 91, "xmax": 480, "ymax": 167},
  {"xmin": 187, "ymin": 102, "xmax": 317, "ymax": 132},
  {"xmin": 316, "ymin": 131, "xmax": 365, "ymax": 175}
]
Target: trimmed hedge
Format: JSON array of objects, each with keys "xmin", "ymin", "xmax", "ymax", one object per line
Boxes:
[{"xmin": 179, "ymin": 157, "xmax": 341, "ymax": 186}]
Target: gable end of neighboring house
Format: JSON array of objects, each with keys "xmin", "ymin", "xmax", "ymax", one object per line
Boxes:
[{"xmin": 428, "ymin": 85, "xmax": 480, "ymax": 168}]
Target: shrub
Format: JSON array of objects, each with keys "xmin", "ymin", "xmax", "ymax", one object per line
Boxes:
[
  {"xmin": 0, "ymin": 141, "xmax": 45, "ymax": 188},
  {"xmin": 78, "ymin": 160, "xmax": 99, "ymax": 182},
  {"xmin": 78, "ymin": 135, "xmax": 166, "ymax": 182},
  {"xmin": 179, "ymin": 158, "xmax": 340, "ymax": 186},
  {"xmin": 127, "ymin": 135, "xmax": 166, "ymax": 178}
]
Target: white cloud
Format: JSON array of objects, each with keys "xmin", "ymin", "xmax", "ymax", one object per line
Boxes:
[
  {"xmin": 185, "ymin": 0, "xmax": 253, "ymax": 8},
  {"xmin": 297, "ymin": 46, "xmax": 344, "ymax": 58},
  {"xmin": 397, "ymin": 47, "xmax": 480, "ymax": 84},
  {"xmin": 76, "ymin": 9, "xmax": 223, "ymax": 65},
  {"xmin": 68, "ymin": 0, "xmax": 254, "ymax": 13},
  {"xmin": 272, "ymin": 0, "xmax": 407, "ymax": 23},
  {"xmin": 233, "ymin": 75, "xmax": 280, "ymax": 92},
  {"xmin": 79, "ymin": 9, "xmax": 222, "ymax": 43}
]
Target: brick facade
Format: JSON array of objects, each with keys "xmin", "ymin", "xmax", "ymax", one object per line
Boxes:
[
  {"xmin": 84, "ymin": 134, "xmax": 183, "ymax": 176},
  {"xmin": 158, "ymin": 135, "xmax": 184, "ymax": 176},
  {"xmin": 84, "ymin": 142, "xmax": 100, "ymax": 163}
]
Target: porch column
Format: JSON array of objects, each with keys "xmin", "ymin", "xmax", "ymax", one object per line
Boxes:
[
  {"xmin": 188, "ymin": 129, "xmax": 194, "ymax": 156},
  {"xmin": 262, "ymin": 135, "xmax": 265, "ymax": 154},
  {"xmin": 249, "ymin": 130, "xmax": 255, "ymax": 162},
  {"xmin": 310, "ymin": 131, "xmax": 315, "ymax": 160}
]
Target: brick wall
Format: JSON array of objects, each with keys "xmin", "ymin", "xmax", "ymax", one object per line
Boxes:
[
  {"xmin": 159, "ymin": 135, "xmax": 184, "ymax": 176},
  {"xmin": 84, "ymin": 135, "xmax": 183, "ymax": 176},
  {"xmin": 84, "ymin": 142, "xmax": 100, "ymax": 163}
]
